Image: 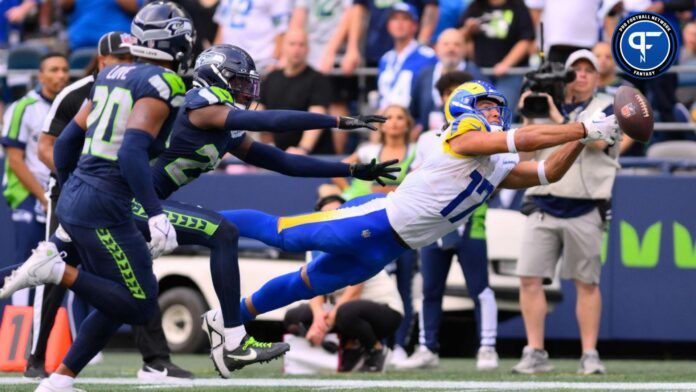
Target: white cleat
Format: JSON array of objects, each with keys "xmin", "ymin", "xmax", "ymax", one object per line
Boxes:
[
  {"xmin": 201, "ymin": 309, "xmax": 229, "ymax": 378},
  {"xmin": 394, "ymin": 345, "xmax": 439, "ymax": 370},
  {"xmin": 1, "ymin": 242, "xmax": 65, "ymax": 299},
  {"xmin": 476, "ymin": 345, "xmax": 499, "ymax": 371},
  {"xmin": 35, "ymin": 378, "xmax": 85, "ymax": 392}
]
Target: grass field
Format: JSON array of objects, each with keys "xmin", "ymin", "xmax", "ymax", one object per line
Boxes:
[{"xmin": 2, "ymin": 353, "xmax": 696, "ymax": 391}]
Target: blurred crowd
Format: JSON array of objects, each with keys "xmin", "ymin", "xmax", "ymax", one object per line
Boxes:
[{"xmin": 2, "ymin": 0, "xmax": 696, "ymax": 158}]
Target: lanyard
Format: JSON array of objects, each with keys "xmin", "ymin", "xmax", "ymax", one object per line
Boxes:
[{"xmin": 385, "ymin": 40, "xmax": 419, "ymax": 91}]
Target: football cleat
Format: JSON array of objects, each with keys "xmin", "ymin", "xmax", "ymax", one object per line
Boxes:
[
  {"xmin": 201, "ymin": 309, "xmax": 290, "ymax": 378},
  {"xmin": 0, "ymin": 242, "xmax": 65, "ymax": 299}
]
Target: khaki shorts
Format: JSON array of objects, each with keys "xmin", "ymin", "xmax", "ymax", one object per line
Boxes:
[{"xmin": 515, "ymin": 209, "xmax": 603, "ymax": 284}]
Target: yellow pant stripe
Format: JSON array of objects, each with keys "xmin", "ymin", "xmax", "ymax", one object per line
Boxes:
[{"xmin": 277, "ymin": 198, "xmax": 386, "ymax": 233}]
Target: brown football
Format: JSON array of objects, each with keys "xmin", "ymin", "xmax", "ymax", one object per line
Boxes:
[{"xmin": 613, "ymin": 86, "xmax": 654, "ymax": 143}]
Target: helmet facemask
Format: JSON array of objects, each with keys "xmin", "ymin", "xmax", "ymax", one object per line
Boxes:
[{"xmin": 219, "ymin": 67, "xmax": 260, "ymax": 110}]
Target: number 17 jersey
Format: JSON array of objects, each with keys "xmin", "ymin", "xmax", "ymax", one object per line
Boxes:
[{"xmin": 384, "ymin": 113, "xmax": 519, "ymax": 249}]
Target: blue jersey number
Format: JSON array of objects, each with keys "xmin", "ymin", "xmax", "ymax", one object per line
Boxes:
[{"xmin": 440, "ymin": 170, "xmax": 494, "ymax": 225}]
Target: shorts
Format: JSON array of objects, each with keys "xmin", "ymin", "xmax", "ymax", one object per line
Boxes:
[{"xmin": 515, "ymin": 209, "xmax": 603, "ymax": 284}]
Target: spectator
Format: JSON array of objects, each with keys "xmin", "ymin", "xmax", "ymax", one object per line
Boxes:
[
  {"xmin": 681, "ymin": 21, "xmax": 696, "ymax": 63},
  {"xmin": 461, "ymin": 0, "xmax": 535, "ymax": 111},
  {"xmin": 377, "ymin": 3, "xmax": 437, "ymax": 109},
  {"xmin": 342, "ymin": 0, "xmax": 438, "ymax": 74},
  {"xmin": 291, "ymin": 0, "xmax": 353, "ymax": 153},
  {"xmin": 214, "ymin": 0, "xmax": 291, "ymax": 71},
  {"xmin": 258, "ymin": 29, "xmax": 335, "ymax": 154},
  {"xmin": 525, "ymin": 0, "xmax": 618, "ymax": 63},
  {"xmin": 289, "ymin": 0, "xmax": 351, "ymax": 71},
  {"xmin": 410, "ymin": 28, "xmax": 486, "ymax": 133},
  {"xmin": 284, "ymin": 189, "xmax": 404, "ymax": 373},
  {"xmin": 332, "ymin": 104, "xmax": 417, "ymax": 364},
  {"xmin": 1, "ymin": 0, "xmax": 36, "ymax": 47},
  {"xmin": 432, "ymin": 0, "xmax": 470, "ymax": 41},
  {"xmin": 592, "ymin": 41, "xmax": 632, "ymax": 96},
  {"xmin": 396, "ymin": 72, "xmax": 500, "ymax": 372},
  {"xmin": 171, "ymin": 0, "xmax": 220, "ymax": 57},
  {"xmin": 60, "ymin": 0, "xmax": 138, "ymax": 51},
  {"xmin": 513, "ymin": 49, "xmax": 617, "ymax": 375},
  {"xmin": 0, "ymin": 52, "xmax": 68, "ymax": 305}
]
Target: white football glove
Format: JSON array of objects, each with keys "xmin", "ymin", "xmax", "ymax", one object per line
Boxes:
[
  {"xmin": 579, "ymin": 110, "xmax": 620, "ymax": 145},
  {"xmin": 148, "ymin": 213, "xmax": 178, "ymax": 259}
]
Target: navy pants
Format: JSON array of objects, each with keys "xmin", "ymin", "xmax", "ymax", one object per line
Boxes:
[
  {"xmin": 419, "ymin": 221, "xmax": 495, "ymax": 352},
  {"xmin": 385, "ymin": 249, "xmax": 417, "ymax": 349},
  {"xmin": 10, "ymin": 196, "xmax": 45, "ymax": 305}
]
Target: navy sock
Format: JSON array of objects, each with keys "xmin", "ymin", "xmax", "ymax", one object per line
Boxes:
[
  {"xmin": 219, "ymin": 210, "xmax": 281, "ymax": 248},
  {"xmin": 62, "ymin": 310, "xmax": 121, "ymax": 374},
  {"xmin": 242, "ymin": 269, "xmax": 314, "ymax": 322},
  {"xmin": 209, "ymin": 221, "xmax": 242, "ymax": 328}
]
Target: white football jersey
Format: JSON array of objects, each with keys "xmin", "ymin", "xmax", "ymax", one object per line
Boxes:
[{"xmin": 384, "ymin": 113, "xmax": 519, "ymax": 248}]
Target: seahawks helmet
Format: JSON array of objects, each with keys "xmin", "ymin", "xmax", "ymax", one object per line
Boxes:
[
  {"xmin": 193, "ymin": 44, "xmax": 260, "ymax": 109},
  {"xmin": 445, "ymin": 80, "xmax": 511, "ymax": 130},
  {"xmin": 130, "ymin": 1, "xmax": 195, "ymax": 74}
]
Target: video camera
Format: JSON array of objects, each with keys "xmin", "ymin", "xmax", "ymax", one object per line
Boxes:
[
  {"xmin": 519, "ymin": 22, "xmax": 576, "ymax": 119},
  {"xmin": 519, "ymin": 61, "xmax": 576, "ymax": 118}
]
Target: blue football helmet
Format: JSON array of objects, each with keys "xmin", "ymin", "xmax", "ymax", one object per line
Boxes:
[
  {"xmin": 445, "ymin": 80, "xmax": 512, "ymax": 131},
  {"xmin": 193, "ymin": 44, "xmax": 260, "ymax": 110},
  {"xmin": 130, "ymin": 1, "xmax": 196, "ymax": 74}
]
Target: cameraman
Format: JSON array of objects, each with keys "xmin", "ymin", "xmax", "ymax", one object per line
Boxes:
[{"xmin": 513, "ymin": 49, "xmax": 619, "ymax": 375}]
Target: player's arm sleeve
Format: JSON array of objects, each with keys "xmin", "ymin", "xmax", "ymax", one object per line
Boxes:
[
  {"xmin": 118, "ymin": 129, "xmax": 163, "ymax": 217},
  {"xmin": 225, "ymin": 109, "xmax": 337, "ymax": 133},
  {"xmin": 240, "ymin": 141, "xmax": 351, "ymax": 177},
  {"xmin": 53, "ymin": 119, "xmax": 86, "ymax": 186}
]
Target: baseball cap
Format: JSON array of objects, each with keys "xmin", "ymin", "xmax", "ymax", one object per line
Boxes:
[
  {"xmin": 565, "ymin": 49, "xmax": 599, "ymax": 71},
  {"xmin": 389, "ymin": 2, "xmax": 419, "ymax": 23},
  {"xmin": 98, "ymin": 32, "xmax": 135, "ymax": 57}
]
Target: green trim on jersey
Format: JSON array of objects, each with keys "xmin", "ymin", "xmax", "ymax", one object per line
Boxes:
[
  {"xmin": 209, "ymin": 86, "xmax": 234, "ymax": 104},
  {"xmin": 7, "ymin": 96, "xmax": 37, "ymax": 140},
  {"xmin": 3, "ymin": 162, "xmax": 31, "ymax": 209},
  {"xmin": 131, "ymin": 200, "xmax": 220, "ymax": 237},
  {"xmin": 96, "ymin": 228, "xmax": 147, "ymax": 299},
  {"xmin": 162, "ymin": 72, "xmax": 186, "ymax": 97},
  {"xmin": 3, "ymin": 96, "xmax": 39, "ymax": 209}
]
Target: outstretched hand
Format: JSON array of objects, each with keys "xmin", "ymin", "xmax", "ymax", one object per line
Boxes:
[
  {"xmin": 350, "ymin": 158, "xmax": 401, "ymax": 186},
  {"xmin": 338, "ymin": 115, "xmax": 387, "ymax": 131}
]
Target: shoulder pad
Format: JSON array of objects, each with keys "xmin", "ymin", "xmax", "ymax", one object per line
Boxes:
[{"xmin": 185, "ymin": 86, "xmax": 235, "ymax": 110}]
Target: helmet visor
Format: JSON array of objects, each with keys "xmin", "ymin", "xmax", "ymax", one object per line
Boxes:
[{"xmin": 222, "ymin": 69, "xmax": 260, "ymax": 109}]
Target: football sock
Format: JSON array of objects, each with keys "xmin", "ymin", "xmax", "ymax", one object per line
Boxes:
[
  {"xmin": 224, "ymin": 325, "xmax": 247, "ymax": 350},
  {"xmin": 46, "ymin": 373, "xmax": 75, "ymax": 388},
  {"xmin": 241, "ymin": 269, "xmax": 314, "ymax": 322},
  {"xmin": 478, "ymin": 287, "xmax": 497, "ymax": 347},
  {"xmin": 209, "ymin": 221, "xmax": 242, "ymax": 328},
  {"xmin": 62, "ymin": 310, "xmax": 121, "ymax": 375}
]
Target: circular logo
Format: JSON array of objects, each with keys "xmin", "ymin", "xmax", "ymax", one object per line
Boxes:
[{"xmin": 611, "ymin": 12, "xmax": 678, "ymax": 79}]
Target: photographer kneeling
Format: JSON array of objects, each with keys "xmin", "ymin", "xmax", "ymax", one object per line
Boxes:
[{"xmin": 513, "ymin": 49, "xmax": 620, "ymax": 375}]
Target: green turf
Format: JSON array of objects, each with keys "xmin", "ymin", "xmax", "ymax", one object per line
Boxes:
[{"xmin": 1, "ymin": 352, "xmax": 696, "ymax": 391}]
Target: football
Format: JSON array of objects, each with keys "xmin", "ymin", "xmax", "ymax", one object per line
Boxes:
[{"xmin": 614, "ymin": 86, "xmax": 654, "ymax": 143}]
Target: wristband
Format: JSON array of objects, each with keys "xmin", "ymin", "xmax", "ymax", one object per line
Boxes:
[
  {"xmin": 506, "ymin": 128, "xmax": 518, "ymax": 153},
  {"xmin": 537, "ymin": 160, "xmax": 550, "ymax": 185}
]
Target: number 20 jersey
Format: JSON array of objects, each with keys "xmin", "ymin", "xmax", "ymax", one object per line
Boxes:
[
  {"xmin": 74, "ymin": 63, "xmax": 185, "ymax": 200},
  {"xmin": 384, "ymin": 113, "xmax": 519, "ymax": 249},
  {"xmin": 62, "ymin": 63, "xmax": 185, "ymax": 227}
]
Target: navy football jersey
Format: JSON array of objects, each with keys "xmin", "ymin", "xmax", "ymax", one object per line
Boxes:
[
  {"xmin": 151, "ymin": 86, "xmax": 247, "ymax": 199},
  {"xmin": 74, "ymin": 62, "xmax": 186, "ymax": 200}
]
